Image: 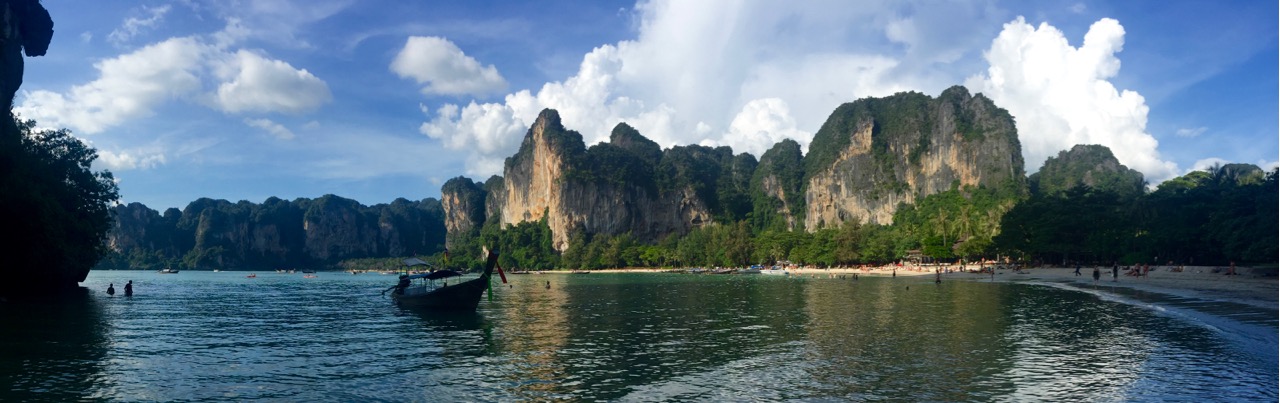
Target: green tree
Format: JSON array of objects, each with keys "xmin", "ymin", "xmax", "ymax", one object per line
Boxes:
[{"xmin": 2, "ymin": 119, "xmax": 119, "ymax": 296}]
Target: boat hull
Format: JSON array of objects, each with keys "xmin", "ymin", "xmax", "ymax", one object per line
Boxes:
[
  {"xmin": 389, "ymin": 249, "xmax": 499, "ymax": 312},
  {"xmin": 391, "ymin": 276, "xmax": 490, "ymax": 311}
]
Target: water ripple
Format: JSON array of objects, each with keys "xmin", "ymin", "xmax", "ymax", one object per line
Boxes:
[{"xmin": 1, "ymin": 272, "xmax": 1273, "ymax": 401}]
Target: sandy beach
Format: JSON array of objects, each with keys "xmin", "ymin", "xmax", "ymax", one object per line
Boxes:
[{"xmin": 583, "ymin": 264, "xmax": 1278, "ymax": 310}]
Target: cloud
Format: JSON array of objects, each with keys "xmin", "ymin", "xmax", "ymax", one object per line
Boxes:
[
  {"xmin": 244, "ymin": 118, "xmax": 296, "ymax": 140},
  {"xmin": 718, "ymin": 98, "xmax": 810, "ymax": 156},
  {"xmin": 1190, "ymin": 157, "xmax": 1231, "ymax": 172},
  {"xmin": 98, "ymin": 149, "xmax": 167, "ymax": 171},
  {"xmin": 1175, "ymin": 126, "xmax": 1207, "ymax": 138},
  {"xmin": 415, "ymin": 1, "xmax": 973, "ymax": 178},
  {"xmin": 214, "ymin": 50, "xmax": 331, "ymax": 114},
  {"xmin": 419, "ymin": 102, "xmax": 526, "ymax": 175},
  {"xmin": 16, "ymin": 37, "xmax": 207, "ymax": 134},
  {"xmin": 391, "ymin": 36, "xmax": 508, "ymax": 97},
  {"xmin": 108, "ymin": 4, "xmax": 172, "ymax": 46},
  {"xmin": 17, "ymin": 31, "xmax": 331, "ymax": 134},
  {"xmin": 965, "ymin": 17, "xmax": 1180, "ymax": 183}
]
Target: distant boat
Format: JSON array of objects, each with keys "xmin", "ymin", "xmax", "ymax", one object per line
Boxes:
[
  {"xmin": 158, "ymin": 268, "xmax": 179, "ymax": 274},
  {"xmin": 761, "ymin": 267, "xmax": 789, "ymax": 276},
  {"xmin": 570, "ymin": 270, "xmax": 592, "ymax": 274},
  {"xmin": 303, "ymin": 274, "xmax": 317, "ymax": 279},
  {"xmin": 246, "ymin": 274, "xmax": 257, "ymax": 278},
  {"xmin": 387, "ymin": 249, "xmax": 499, "ymax": 312}
]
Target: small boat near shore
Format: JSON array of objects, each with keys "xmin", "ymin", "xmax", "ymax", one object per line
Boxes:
[
  {"xmin": 158, "ymin": 268, "xmax": 179, "ymax": 274},
  {"xmin": 761, "ymin": 267, "xmax": 789, "ymax": 276}
]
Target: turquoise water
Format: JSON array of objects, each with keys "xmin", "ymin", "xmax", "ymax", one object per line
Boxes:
[{"xmin": 2, "ymin": 271, "xmax": 1275, "ymax": 401}]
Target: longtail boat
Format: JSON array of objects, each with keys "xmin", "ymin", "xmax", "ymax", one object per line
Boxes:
[{"xmin": 387, "ymin": 248, "xmax": 499, "ymax": 311}]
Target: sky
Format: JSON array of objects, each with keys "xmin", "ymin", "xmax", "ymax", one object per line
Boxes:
[{"xmin": 17, "ymin": 0, "xmax": 1278, "ymax": 211}]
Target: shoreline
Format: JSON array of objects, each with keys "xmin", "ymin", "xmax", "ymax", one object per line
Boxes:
[{"xmin": 555, "ymin": 265, "xmax": 1278, "ymax": 310}]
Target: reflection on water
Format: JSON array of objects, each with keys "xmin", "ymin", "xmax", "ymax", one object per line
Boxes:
[
  {"xmin": 0, "ymin": 288, "xmax": 109, "ymax": 402},
  {"xmin": 1, "ymin": 271, "xmax": 1275, "ymax": 401}
]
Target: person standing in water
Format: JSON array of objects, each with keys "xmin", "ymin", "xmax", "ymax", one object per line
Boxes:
[
  {"xmin": 124, "ymin": 280, "xmax": 133, "ymax": 297},
  {"xmin": 1112, "ymin": 263, "xmax": 1119, "ymax": 282},
  {"xmin": 106, "ymin": 283, "xmax": 115, "ymax": 296}
]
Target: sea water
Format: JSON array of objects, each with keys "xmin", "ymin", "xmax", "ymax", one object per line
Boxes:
[{"xmin": 2, "ymin": 271, "xmax": 1275, "ymax": 401}]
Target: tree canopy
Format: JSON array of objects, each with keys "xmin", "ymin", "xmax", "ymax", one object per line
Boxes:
[{"xmin": 1, "ymin": 118, "xmax": 119, "ymax": 296}]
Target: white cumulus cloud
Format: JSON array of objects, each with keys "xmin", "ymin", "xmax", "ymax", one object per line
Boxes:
[
  {"xmin": 17, "ymin": 37, "xmax": 206, "ymax": 134},
  {"xmin": 214, "ymin": 50, "xmax": 331, "ymax": 114},
  {"xmin": 966, "ymin": 17, "xmax": 1180, "ymax": 182},
  {"xmin": 719, "ymin": 98, "xmax": 810, "ymax": 157},
  {"xmin": 392, "ymin": 36, "xmax": 508, "ymax": 97},
  {"xmin": 17, "ymin": 29, "xmax": 331, "ymax": 135}
]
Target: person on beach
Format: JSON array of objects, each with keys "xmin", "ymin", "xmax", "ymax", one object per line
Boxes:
[
  {"xmin": 106, "ymin": 283, "xmax": 115, "ymax": 296},
  {"xmin": 124, "ymin": 280, "xmax": 133, "ymax": 297},
  {"xmin": 1092, "ymin": 266, "xmax": 1100, "ymax": 284},
  {"xmin": 1074, "ymin": 264, "xmax": 1081, "ymax": 276},
  {"xmin": 1112, "ymin": 264, "xmax": 1119, "ymax": 282}
]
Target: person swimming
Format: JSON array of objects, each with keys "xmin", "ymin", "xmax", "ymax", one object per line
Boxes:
[{"xmin": 106, "ymin": 283, "xmax": 115, "ymax": 296}]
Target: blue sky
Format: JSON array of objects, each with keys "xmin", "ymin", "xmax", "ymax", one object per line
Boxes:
[{"xmin": 18, "ymin": 0, "xmax": 1277, "ymax": 211}]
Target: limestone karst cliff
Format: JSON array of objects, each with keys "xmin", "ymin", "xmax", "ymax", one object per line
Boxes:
[
  {"xmin": 101, "ymin": 195, "xmax": 446, "ymax": 270},
  {"xmin": 480, "ymin": 110, "xmax": 724, "ymax": 251},
  {"xmin": 801, "ymin": 86, "xmax": 1026, "ymax": 229},
  {"xmin": 446, "ymin": 86, "xmax": 1029, "ymax": 250},
  {"xmin": 1030, "ymin": 144, "xmax": 1145, "ymax": 198}
]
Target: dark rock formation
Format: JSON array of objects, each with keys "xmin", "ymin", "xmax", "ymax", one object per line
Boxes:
[
  {"xmin": 101, "ymin": 196, "xmax": 447, "ymax": 270},
  {"xmin": 1, "ymin": 0, "xmax": 53, "ymax": 111}
]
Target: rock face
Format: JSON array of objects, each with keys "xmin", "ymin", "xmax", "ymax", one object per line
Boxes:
[
  {"xmin": 103, "ymin": 195, "xmax": 446, "ymax": 270},
  {"xmin": 750, "ymin": 139, "xmax": 805, "ymax": 230},
  {"xmin": 444, "ymin": 87, "xmax": 1028, "ymax": 249},
  {"xmin": 1030, "ymin": 144, "xmax": 1144, "ymax": 198},
  {"xmin": 440, "ymin": 176, "xmax": 487, "ymax": 249},
  {"xmin": 489, "ymin": 110, "xmax": 715, "ymax": 251},
  {"xmin": 801, "ymin": 86, "xmax": 1025, "ymax": 229}
]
